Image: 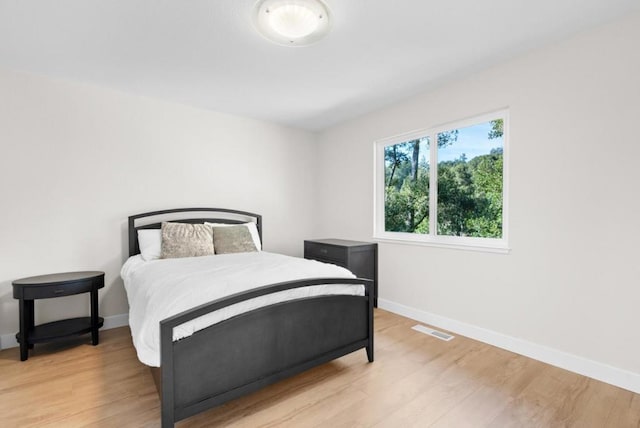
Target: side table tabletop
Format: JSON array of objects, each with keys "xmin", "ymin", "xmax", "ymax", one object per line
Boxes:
[{"xmin": 12, "ymin": 271, "xmax": 105, "ymax": 361}]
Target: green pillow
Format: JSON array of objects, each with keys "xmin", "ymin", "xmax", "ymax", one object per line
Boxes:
[{"xmin": 212, "ymin": 225, "xmax": 258, "ymax": 254}]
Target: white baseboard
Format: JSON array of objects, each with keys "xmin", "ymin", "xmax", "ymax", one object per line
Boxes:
[
  {"xmin": 0, "ymin": 333, "xmax": 17, "ymax": 350},
  {"xmin": 0, "ymin": 313, "xmax": 129, "ymax": 350},
  {"xmin": 102, "ymin": 313, "xmax": 129, "ymax": 330},
  {"xmin": 378, "ymin": 298, "xmax": 640, "ymax": 394}
]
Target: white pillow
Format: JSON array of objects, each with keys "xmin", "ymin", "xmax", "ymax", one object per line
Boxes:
[
  {"xmin": 138, "ymin": 229, "xmax": 162, "ymax": 261},
  {"xmin": 205, "ymin": 222, "xmax": 262, "ymax": 251}
]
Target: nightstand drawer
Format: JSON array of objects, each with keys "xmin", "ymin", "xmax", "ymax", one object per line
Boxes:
[
  {"xmin": 22, "ymin": 280, "xmax": 95, "ymax": 299},
  {"xmin": 304, "ymin": 241, "xmax": 347, "ymax": 262}
]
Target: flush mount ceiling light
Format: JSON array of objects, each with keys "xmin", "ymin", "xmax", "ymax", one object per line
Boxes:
[{"xmin": 253, "ymin": 0, "xmax": 331, "ymax": 47}]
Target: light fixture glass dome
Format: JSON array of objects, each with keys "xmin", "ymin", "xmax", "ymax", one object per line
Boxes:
[
  {"xmin": 269, "ymin": 4, "xmax": 319, "ymax": 39},
  {"xmin": 253, "ymin": 0, "xmax": 331, "ymax": 47}
]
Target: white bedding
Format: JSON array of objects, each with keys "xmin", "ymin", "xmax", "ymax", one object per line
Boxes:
[{"xmin": 121, "ymin": 251, "xmax": 362, "ymax": 367}]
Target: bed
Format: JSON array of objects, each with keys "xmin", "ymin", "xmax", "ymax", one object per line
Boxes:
[{"xmin": 125, "ymin": 208, "xmax": 374, "ymax": 427}]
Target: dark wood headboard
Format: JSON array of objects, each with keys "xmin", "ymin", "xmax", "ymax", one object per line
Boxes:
[{"xmin": 128, "ymin": 207, "xmax": 262, "ymax": 257}]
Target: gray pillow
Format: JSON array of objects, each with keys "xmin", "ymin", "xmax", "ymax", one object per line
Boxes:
[
  {"xmin": 161, "ymin": 222, "xmax": 214, "ymax": 259},
  {"xmin": 212, "ymin": 225, "xmax": 258, "ymax": 254}
]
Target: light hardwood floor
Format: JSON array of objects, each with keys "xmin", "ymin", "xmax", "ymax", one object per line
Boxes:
[{"xmin": 0, "ymin": 309, "xmax": 638, "ymax": 427}]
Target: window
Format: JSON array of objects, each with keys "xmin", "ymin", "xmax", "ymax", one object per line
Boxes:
[{"xmin": 374, "ymin": 110, "xmax": 508, "ymax": 252}]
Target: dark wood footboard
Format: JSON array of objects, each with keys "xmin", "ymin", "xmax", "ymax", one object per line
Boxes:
[{"xmin": 158, "ymin": 277, "xmax": 374, "ymax": 427}]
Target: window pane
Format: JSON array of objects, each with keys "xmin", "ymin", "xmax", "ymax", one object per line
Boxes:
[
  {"xmin": 437, "ymin": 120, "xmax": 503, "ymax": 238},
  {"xmin": 384, "ymin": 137, "xmax": 430, "ymax": 233}
]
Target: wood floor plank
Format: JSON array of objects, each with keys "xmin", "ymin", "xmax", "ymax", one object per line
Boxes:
[{"xmin": 0, "ymin": 309, "xmax": 638, "ymax": 427}]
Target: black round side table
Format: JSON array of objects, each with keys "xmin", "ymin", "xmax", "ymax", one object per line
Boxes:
[{"xmin": 12, "ymin": 271, "xmax": 105, "ymax": 361}]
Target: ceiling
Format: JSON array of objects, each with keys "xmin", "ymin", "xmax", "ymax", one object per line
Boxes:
[{"xmin": 0, "ymin": 0, "xmax": 637, "ymax": 131}]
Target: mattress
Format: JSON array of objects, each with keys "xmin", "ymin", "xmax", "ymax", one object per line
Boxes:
[{"xmin": 121, "ymin": 251, "xmax": 362, "ymax": 367}]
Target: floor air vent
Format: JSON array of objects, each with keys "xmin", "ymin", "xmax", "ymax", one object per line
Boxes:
[{"xmin": 412, "ymin": 324, "xmax": 455, "ymax": 341}]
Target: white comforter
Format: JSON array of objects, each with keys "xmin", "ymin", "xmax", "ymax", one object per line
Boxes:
[{"xmin": 121, "ymin": 251, "xmax": 361, "ymax": 367}]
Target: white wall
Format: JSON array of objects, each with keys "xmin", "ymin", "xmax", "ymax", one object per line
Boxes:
[
  {"xmin": 316, "ymin": 13, "xmax": 640, "ymax": 380},
  {"xmin": 0, "ymin": 69, "xmax": 317, "ymax": 342}
]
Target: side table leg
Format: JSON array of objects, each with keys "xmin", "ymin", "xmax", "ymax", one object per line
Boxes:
[
  {"xmin": 27, "ymin": 300, "xmax": 34, "ymax": 349},
  {"xmin": 90, "ymin": 289, "xmax": 99, "ymax": 345},
  {"xmin": 18, "ymin": 299, "xmax": 29, "ymax": 361}
]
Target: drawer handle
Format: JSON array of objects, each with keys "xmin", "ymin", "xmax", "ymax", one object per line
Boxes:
[
  {"xmin": 320, "ymin": 249, "xmax": 328, "ymax": 254},
  {"xmin": 54, "ymin": 289, "xmax": 65, "ymax": 294}
]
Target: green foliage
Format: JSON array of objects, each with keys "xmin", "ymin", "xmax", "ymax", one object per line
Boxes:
[
  {"xmin": 437, "ymin": 150, "xmax": 502, "ymax": 237},
  {"xmin": 385, "ymin": 171, "xmax": 430, "ymax": 233},
  {"xmin": 384, "ymin": 122, "xmax": 503, "ymax": 238},
  {"xmin": 437, "ymin": 130, "xmax": 459, "ymax": 148},
  {"xmin": 488, "ymin": 119, "xmax": 503, "ymax": 140},
  {"xmin": 385, "ymin": 138, "xmax": 429, "ymax": 233}
]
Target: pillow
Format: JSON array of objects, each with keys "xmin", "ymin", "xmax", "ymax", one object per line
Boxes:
[
  {"xmin": 160, "ymin": 222, "xmax": 214, "ymax": 259},
  {"xmin": 137, "ymin": 229, "xmax": 162, "ymax": 261},
  {"xmin": 212, "ymin": 225, "xmax": 258, "ymax": 254},
  {"xmin": 205, "ymin": 222, "xmax": 261, "ymax": 250}
]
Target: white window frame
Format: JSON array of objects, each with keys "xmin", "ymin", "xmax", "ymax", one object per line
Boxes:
[{"xmin": 373, "ymin": 109, "xmax": 510, "ymax": 254}]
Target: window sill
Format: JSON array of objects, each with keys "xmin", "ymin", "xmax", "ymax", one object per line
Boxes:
[{"xmin": 373, "ymin": 235, "xmax": 511, "ymax": 254}]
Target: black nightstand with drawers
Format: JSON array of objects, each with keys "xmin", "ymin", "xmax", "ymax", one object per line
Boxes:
[
  {"xmin": 12, "ymin": 271, "xmax": 104, "ymax": 361},
  {"xmin": 304, "ymin": 239, "xmax": 378, "ymax": 307}
]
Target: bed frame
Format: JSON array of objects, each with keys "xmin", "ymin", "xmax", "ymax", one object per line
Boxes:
[{"xmin": 128, "ymin": 208, "xmax": 374, "ymax": 427}]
